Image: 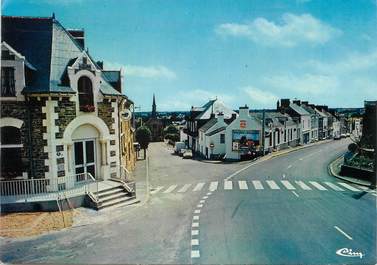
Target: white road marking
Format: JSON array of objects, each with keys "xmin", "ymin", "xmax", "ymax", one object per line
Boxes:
[
  {"xmin": 194, "ymin": 209, "xmax": 201, "ymax": 214},
  {"xmin": 193, "ymin": 216, "xmax": 199, "ymax": 220},
  {"xmin": 177, "ymin": 184, "xmax": 192, "ymax": 193},
  {"xmin": 266, "ymin": 180, "xmax": 280, "ymax": 190},
  {"xmin": 150, "ymin": 186, "xmax": 164, "ymax": 194},
  {"xmin": 199, "ymin": 200, "xmax": 205, "ymax": 204},
  {"xmin": 206, "ymin": 192, "xmax": 212, "ymax": 196},
  {"xmin": 299, "ymin": 158, "xmax": 303, "ymax": 161},
  {"xmin": 191, "ymin": 230, "xmax": 199, "ymax": 236},
  {"xmin": 334, "ymin": 226, "xmax": 353, "ymax": 240},
  {"xmin": 209, "ymin": 182, "xmax": 218, "ymax": 191},
  {"xmin": 191, "ymin": 250, "xmax": 200, "ymax": 258},
  {"xmin": 224, "ymin": 180, "xmax": 233, "ymax": 190},
  {"xmin": 193, "ymin": 182, "xmax": 205, "ymax": 191},
  {"xmin": 323, "ymin": 182, "xmax": 344, "ymax": 191},
  {"xmin": 197, "ymin": 204, "xmax": 203, "ymax": 208},
  {"xmin": 282, "ymin": 174, "xmax": 286, "ymax": 178},
  {"xmin": 337, "ymin": 182, "xmax": 361, "ymax": 192},
  {"xmin": 252, "ymin": 180, "xmax": 264, "ymax": 190},
  {"xmin": 292, "ymin": 191, "xmax": 299, "ymax": 197},
  {"xmin": 192, "ymin": 222, "xmax": 199, "ymax": 228},
  {"xmin": 203, "ymin": 196, "xmax": 209, "ymax": 199},
  {"xmin": 191, "ymin": 239, "xmax": 199, "ymax": 246},
  {"xmin": 238, "ymin": 180, "xmax": 248, "ymax": 190},
  {"xmin": 287, "ymin": 165, "xmax": 292, "ymax": 169},
  {"xmin": 163, "ymin": 185, "xmax": 178, "ymax": 193},
  {"xmin": 281, "ymin": 180, "xmax": 296, "ymax": 190},
  {"xmin": 309, "ymin": 181, "xmax": 327, "ymax": 191},
  {"xmin": 295, "ymin": 181, "xmax": 312, "ymax": 190}
]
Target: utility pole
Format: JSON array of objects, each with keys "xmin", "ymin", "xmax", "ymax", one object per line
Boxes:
[{"xmin": 262, "ymin": 109, "xmax": 265, "ymax": 156}]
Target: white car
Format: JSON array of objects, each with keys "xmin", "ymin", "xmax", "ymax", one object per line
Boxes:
[{"xmin": 183, "ymin": 150, "xmax": 193, "ymax": 159}]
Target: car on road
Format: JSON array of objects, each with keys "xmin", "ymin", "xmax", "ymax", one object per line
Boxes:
[
  {"xmin": 174, "ymin": 141, "xmax": 186, "ymax": 154},
  {"xmin": 182, "ymin": 149, "xmax": 193, "ymax": 159},
  {"xmin": 334, "ymin": 135, "xmax": 341, "ymax": 140},
  {"xmin": 340, "ymin": 133, "xmax": 347, "ymax": 138},
  {"xmin": 346, "ymin": 133, "xmax": 351, "ymax": 137},
  {"xmin": 179, "ymin": 148, "xmax": 186, "ymax": 157}
]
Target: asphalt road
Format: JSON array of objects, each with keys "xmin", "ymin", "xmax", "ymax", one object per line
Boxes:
[{"xmin": 0, "ymin": 139, "xmax": 375, "ymax": 264}]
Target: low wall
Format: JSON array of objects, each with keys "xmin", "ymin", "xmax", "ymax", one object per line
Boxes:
[
  {"xmin": 340, "ymin": 164, "xmax": 375, "ymax": 182},
  {"xmin": 0, "ymin": 194, "xmax": 89, "ymax": 213}
]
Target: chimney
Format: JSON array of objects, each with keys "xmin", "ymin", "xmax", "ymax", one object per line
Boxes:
[
  {"xmin": 231, "ymin": 113, "xmax": 237, "ymax": 120},
  {"xmin": 68, "ymin": 29, "xmax": 85, "ymax": 49},
  {"xmin": 276, "ymin": 100, "xmax": 280, "ymax": 111},
  {"xmin": 217, "ymin": 112, "xmax": 225, "ymax": 123},
  {"xmin": 210, "ymin": 113, "xmax": 216, "ymax": 119},
  {"xmin": 239, "ymin": 105, "xmax": 250, "ymax": 118},
  {"xmin": 293, "ymin": 99, "xmax": 301, "ymax": 105},
  {"xmin": 280, "ymin": 99, "xmax": 290, "ymax": 108},
  {"xmin": 302, "ymin": 101, "xmax": 308, "ymax": 105}
]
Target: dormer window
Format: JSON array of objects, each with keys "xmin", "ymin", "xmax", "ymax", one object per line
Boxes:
[
  {"xmin": 1, "ymin": 67, "xmax": 16, "ymax": 97},
  {"xmin": 78, "ymin": 76, "xmax": 94, "ymax": 112}
]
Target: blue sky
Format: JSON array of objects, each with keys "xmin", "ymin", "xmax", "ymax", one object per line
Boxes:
[{"xmin": 3, "ymin": 0, "xmax": 377, "ymax": 111}]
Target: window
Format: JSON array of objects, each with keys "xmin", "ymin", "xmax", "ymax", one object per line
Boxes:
[
  {"xmin": 0, "ymin": 126, "xmax": 23, "ymax": 178},
  {"xmin": 1, "ymin": 67, "xmax": 16, "ymax": 97},
  {"xmin": 220, "ymin": 134, "xmax": 225, "ymax": 144},
  {"xmin": 78, "ymin": 76, "xmax": 94, "ymax": 112}
]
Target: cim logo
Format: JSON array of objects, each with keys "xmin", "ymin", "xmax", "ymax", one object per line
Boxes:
[{"xmin": 336, "ymin": 248, "xmax": 364, "ymax": 259}]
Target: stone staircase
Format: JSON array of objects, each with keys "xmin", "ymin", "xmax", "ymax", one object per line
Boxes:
[{"xmin": 91, "ymin": 180, "xmax": 138, "ymax": 210}]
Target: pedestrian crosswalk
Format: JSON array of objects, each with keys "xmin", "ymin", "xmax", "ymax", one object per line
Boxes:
[{"xmin": 149, "ymin": 179, "xmax": 372, "ymax": 195}]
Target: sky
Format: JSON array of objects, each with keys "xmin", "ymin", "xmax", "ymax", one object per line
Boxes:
[{"xmin": 2, "ymin": 0, "xmax": 377, "ymax": 111}]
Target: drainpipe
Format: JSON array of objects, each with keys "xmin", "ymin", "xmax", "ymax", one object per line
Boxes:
[
  {"xmin": 26, "ymin": 96, "xmax": 35, "ymax": 179},
  {"xmin": 118, "ymin": 97, "xmax": 123, "ymax": 178}
]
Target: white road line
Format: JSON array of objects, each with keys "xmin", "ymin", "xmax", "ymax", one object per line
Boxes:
[
  {"xmin": 309, "ymin": 181, "xmax": 327, "ymax": 191},
  {"xmin": 191, "ymin": 250, "xmax": 200, "ymax": 258},
  {"xmin": 150, "ymin": 186, "xmax": 164, "ymax": 194},
  {"xmin": 252, "ymin": 180, "xmax": 264, "ymax": 190},
  {"xmin": 238, "ymin": 180, "xmax": 248, "ymax": 190},
  {"xmin": 203, "ymin": 196, "xmax": 209, "ymax": 199},
  {"xmin": 197, "ymin": 204, "xmax": 203, "ymax": 208},
  {"xmin": 191, "ymin": 239, "xmax": 199, "ymax": 246},
  {"xmin": 292, "ymin": 191, "xmax": 299, "ymax": 197},
  {"xmin": 199, "ymin": 200, "xmax": 205, "ymax": 204},
  {"xmin": 209, "ymin": 182, "xmax": 218, "ymax": 191},
  {"xmin": 192, "ymin": 222, "xmax": 199, "ymax": 228},
  {"xmin": 287, "ymin": 164, "xmax": 292, "ymax": 169},
  {"xmin": 206, "ymin": 192, "xmax": 212, "ymax": 196},
  {"xmin": 191, "ymin": 230, "xmax": 199, "ymax": 236},
  {"xmin": 266, "ymin": 180, "xmax": 280, "ymax": 190},
  {"xmin": 281, "ymin": 180, "xmax": 296, "ymax": 190},
  {"xmin": 337, "ymin": 182, "xmax": 361, "ymax": 192},
  {"xmin": 324, "ymin": 182, "xmax": 344, "ymax": 191},
  {"xmin": 295, "ymin": 181, "xmax": 312, "ymax": 190},
  {"xmin": 224, "ymin": 180, "xmax": 233, "ymax": 190},
  {"xmin": 177, "ymin": 184, "xmax": 192, "ymax": 193},
  {"xmin": 163, "ymin": 185, "xmax": 178, "ymax": 193},
  {"xmin": 194, "ymin": 209, "xmax": 201, "ymax": 214},
  {"xmin": 193, "ymin": 216, "xmax": 199, "ymax": 221},
  {"xmin": 334, "ymin": 226, "xmax": 353, "ymax": 240},
  {"xmin": 193, "ymin": 182, "xmax": 205, "ymax": 192}
]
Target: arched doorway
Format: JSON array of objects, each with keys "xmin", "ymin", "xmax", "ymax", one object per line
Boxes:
[{"xmin": 72, "ymin": 124, "xmax": 99, "ymax": 179}]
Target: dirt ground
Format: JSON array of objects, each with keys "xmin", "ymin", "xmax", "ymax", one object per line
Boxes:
[{"xmin": 0, "ymin": 210, "xmax": 75, "ymax": 238}]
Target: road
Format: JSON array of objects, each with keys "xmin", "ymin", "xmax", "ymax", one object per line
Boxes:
[{"xmin": 0, "ymin": 139, "xmax": 375, "ymax": 264}]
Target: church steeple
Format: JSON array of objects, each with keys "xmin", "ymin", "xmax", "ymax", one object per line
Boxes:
[{"xmin": 151, "ymin": 93, "xmax": 157, "ymax": 118}]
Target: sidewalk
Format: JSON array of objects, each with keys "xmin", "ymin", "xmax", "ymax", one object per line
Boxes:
[{"xmin": 328, "ymin": 156, "xmax": 373, "ymax": 187}]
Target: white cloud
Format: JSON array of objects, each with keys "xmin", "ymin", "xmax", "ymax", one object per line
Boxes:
[
  {"xmin": 243, "ymin": 86, "xmax": 279, "ymax": 107},
  {"xmin": 215, "ymin": 13, "xmax": 341, "ymax": 47},
  {"xmin": 264, "ymin": 73, "xmax": 339, "ymax": 95},
  {"xmin": 104, "ymin": 62, "xmax": 177, "ymax": 80},
  {"xmin": 307, "ymin": 49, "xmax": 377, "ymax": 75}
]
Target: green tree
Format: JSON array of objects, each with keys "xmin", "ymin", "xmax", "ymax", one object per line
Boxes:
[
  {"xmin": 136, "ymin": 126, "xmax": 152, "ymax": 159},
  {"xmin": 164, "ymin": 125, "xmax": 179, "ymax": 136}
]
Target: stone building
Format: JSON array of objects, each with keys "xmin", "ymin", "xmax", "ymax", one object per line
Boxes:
[{"xmin": 0, "ymin": 15, "xmax": 135, "ymax": 190}]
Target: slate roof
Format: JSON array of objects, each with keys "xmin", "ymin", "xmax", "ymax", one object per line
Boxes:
[
  {"xmin": 301, "ymin": 104, "xmax": 317, "ymax": 115},
  {"xmin": 290, "ymin": 103, "xmax": 310, "ymax": 116},
  {"xmin": 206, "ymin": 126, "xmax": 226, "ymax": 136},
  {"xmin": 102, "ymin": 71, "xmax": 121, "ymax": 83},
  {"xmin": 195, "ymin": 99, "xmax": 237, "ymax": 120},
  {"xmin": 199, "ymin": 118, "xmax": 218, "ymax": 132},
  {"xmin": 1, "ymin": 15, "xmax": 122, "ymax": 96},
  {"xmin": 314, "ymin": 108, "xmax": 328, "ymax": 118},
  {"xmin": 251, "ymin": 112, "xmax": 298, "ymax": 127}
]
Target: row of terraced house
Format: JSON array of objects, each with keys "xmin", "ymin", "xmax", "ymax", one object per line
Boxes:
[
  {"xmin": 0, "ymin": 15, "xmax": 137, "ymax": 211},
  {"xmin": 185, "ymin": 98, "xmax": 344, "ymax": 161}
]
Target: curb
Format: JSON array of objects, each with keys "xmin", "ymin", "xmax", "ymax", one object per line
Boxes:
[{"xmin": 328, "ymin": 156, "xmax": 372, "ymax": 188}]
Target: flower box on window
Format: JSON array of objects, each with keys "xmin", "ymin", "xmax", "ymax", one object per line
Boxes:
[{"xmin": 80, "ymin": 104, "xmax": 95, "ymax": 112}]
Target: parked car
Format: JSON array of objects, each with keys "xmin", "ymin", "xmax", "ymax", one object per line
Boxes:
[
  {"xmin": 346, "ymin": 133, "xmax": 351, "ymax": 137},
  {"xmin": 334, "ymin": 135, "xmax": 341, "ymax": 140},
  {"xmin": 179, "ymin": 148, "xmax": 186, "ymax": 157},
  {"xmin": 340, "ymin": 134, "xmax": 346, "ymax": 138},
  {"xmin": 174, "ymin": 141, "xmax": 186, "ymax": 154},
  {"xmin": 183, "ymin": 149, "xmax": 193, "ymax": 159}
]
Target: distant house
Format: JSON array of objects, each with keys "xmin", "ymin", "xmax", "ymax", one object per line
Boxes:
[
  {"xmin": 300, "ymin": 102, "xmax": 319, "ymax": 142},
  {"xmin": 185, "ymin": 99, "xmax": 237, "ymax": 153}
]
